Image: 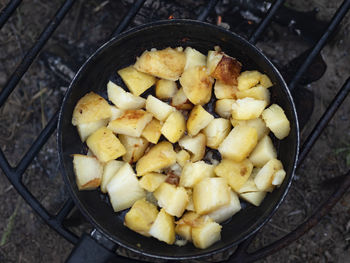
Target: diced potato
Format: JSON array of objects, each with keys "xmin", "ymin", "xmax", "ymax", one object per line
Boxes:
[
  {"xmin": 218, "ymin": 126, "xmax": 258, "ymax": 162},
  {"xmin": 107, "ymin": 109, "xmax": 152, "ymax": 137},
  {"xmin": 178, "ymin": 133, "xmax": 206, "ymax": 162},
  {"xmin": 73, "ymin": 154, "xmax": 103, "ymax": 190},
  {"xmin": 231, "ymin": 98, "xmax": 267, "ymax": 120},
  {"xmin": 185, "ymin": 188, "xmax": 195, "ymax": 211},
  {"xmin": 72, "ymin": 92, "xmax": 112, "ymax": 125},
  {"xmin": 149, "ymin": 208, "xmax": 175, "ymax": 245},
  {"xmin": 254, "ymin": 159, "xmax": 283, "ymax": 191},
  {"xmin": 180, "ymin": 66, "xmax": 213, "ymax": 105},
  {"xmin": 206, "ymin": 50, "xmax": 223, "ymax": 75},
  {"xmin": 215, "ymin": 99, "xmax": 235, "ymax": 119},
  {"xmin": 107, "ymin": 163, "xmax": 146, "ymax": 212},
  {"xmin": 260, "ymin": 74, "xmax": 273, "ymax": 88},
  {"xmin": 203, "ymin": 118, "xmax": 231, "ymax": 149},
  {"xmin": 184, "ymin": 47, "xmax": 206, "ymax": 70},
  {"xmin": 119, "ymin": 135, "xmax": 149, "ymax": 163},
  {"xmin": 214, "ymin": 80, "xmax": 238, "ymax": 99},
  {"xmin": 107, "ymin": 81, "xmax": 145, "ymax": 110},
  {"xmin": 110, "ymin": 106, "xmax": 124, "ymax": 121},
  {"xmin": 193, "ymin": 177, "xmax": 230, "ymax": 215},
  {"xmin": 86, "ymin": 127, "xmax": 126, "ymax": 163},
  {"xmin": 261, "ymin": 104, "xmax": 290, "ymax": 139},
  {"xmin": 101, "ymin": 160, "xmax": 124, "ymax": 193},
  {"xmin": 211, "ymin": 55, "xmax": 241, "ymax": 86},
  {"xmin": 187, "ymin": 105, "xmax": 214, "ymax": 136},
  {"xmin": 272, "ymin": 169, "xmax": 286, "ymax": 187},
  {"xmin": 161, "ymin": 111, "xmax": 186, "ymax": 143},
  {"xmin": 139, "ymin": 172, "xmax": 167, "ymax": 192},
  {"xmin": 141, "ymin": 118, "xmax": 162, "ymax": 144},
  {"xmin": 118, "ymin": 66, "xmax": 156, "ymax": 96},
  {"xmin": 146, "ymin": 95, "xmax": 176, "ymax": 121},
  {"xmin": 171, "ymin": 87, "xmax": 193, "ymax": 110},
  {"xmin": 77, "ymin": 118, "xmax": 109, "ymax": 142},
  {"xmin": 237, "ymin": 176, "xmax": 259, "ymax": 194},
  {"xmin": 249, "ymin": 135, "xmax": 277, "ymax": 167},
  {"xmin": 124, "ymin": 198, "xmax": 159, "ymax": 237},
  {"xmin": 237, "ymin": 70, "xmax": 261, "ymax": 91},
  {"xmin": 180, "ymin": 161, "xmax": 215, "ymax": 188},
  {"xmin": 239, "ymin": 191, "xmax": 267, "ymax": 206},
  {"xmin": 155, "ymin": 79, "xmax": 177, "ymax": 100},
  {"xmin": 192, "ymin": 216, "xmax": 222, "ymax": 249},
  {"xmin": 136, "ymin": 141, "xmax": 177, "ymax": 176},
  {"xmin": 134, "ymin": 47, "xmax": 186, "ymax": 81},
  {"xmin": 207, "ymin": 190, "xmax": 241, "ymax": 223},
  {"xmin": 230, "ymin": 118, "xmax": 269, "ymax": 140},
  {"xmin": 236, "ymin": 85, "xmax": 270, "ymax": 104},
  {"xmin": 154, "ymin": 182, "xmax": 188, "ymax": 217},
  {"xmin": 175, "ymin": 211, "xmax": 200, "ymax": 241},
  {"xmin": 176, "ymin": 150, "xmax": 191, "ymax": 167},
  {"xmin": 214, "ymin": 159, "xmax": 253, "ymax": 192}
]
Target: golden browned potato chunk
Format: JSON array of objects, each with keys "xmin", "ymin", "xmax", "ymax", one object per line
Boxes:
[
  {"xmin": 230, "ymin": 118, "xmax": 269, "ymax": 141},
  {"xmin": 136, "ymin": 141, "xmax": 177, "ymax": 176},
  {"xmin": 146, "ymin": 95, "xmax": 176, "ymax": 122},
  {"xmin": 203, "ymin": 118, "xmax": 231, "ymax": 149},
  {"xmin": 161, "ymin": 111, "xmax": 186, "ymax": 143},
  {"xmin": 261, "ymin": 104, "xmax": 290, "ymax": 139},
  {"xmin": 179, "ymin": 66, "xmax": 214, "ymax": 105},
  {"xmin": 187, "ymin": 105, "xmax": 214, "ymax": 136},
  {"xmin": 207, "ymin": 190, "xmax": 241, "ymax": 223},
  {"xmin": 155, "ymin": 79, "xmax": 177, "ymax": 100},
  {"xmin": 178, "ymin": 133, "xmax": 206, "ymax": 162},
  {"xmin": 72, "ymin": 92, "xmax": 111, "ymax": 125},
  {"xmin": 180, "ymin": 161, "xmax": 215, "ymax": 188},
  {"xmin": 124, "ymin": 198, "xmax": 159, "ymax": 237},
  {"xmin": 254, "ymin": 158, "xmax": 283, "ymax": 191},
  {"xmin": 215, "ymin": 99, "xmax": 235, "ymax": 119},
  {"xmin": 138, "ymin": 172, "xmax": 167, "ymax": 192},
  {"xmin": 211, "ymin": 56, "xmax": 242, "ymax": 86},
  {"xmin": 236, "ymin": 85, "xmax": 270, "ymax": 104},
  {"xmin": 118, "ymin": 66, "xmax": 156, "ymax": 96},
  {"xmin": 214, "ymin": 80, "xmax": 238, "ymax": 99},
  {"xmin": 73, "ymin": 154, "xmax": 103, "ymax": 190},
  {"xmin": 149, "ymin": 208, "xmax": 176, "ymax": 245},
  {"xmin": 134, "ymin": 47, "xmax": 186, "ymax": 81},
  {"xmin": 170, "ymin": 87, "xmax": 193, "ymax": 110},
  {"xmin": 77, "ymin": 119, "xmax": 109, "ymax": 142},
  {"xmin": 86, "ymin": 127, "xmax": 126, "ymax": 163},
  {"xmin": 184, "ymin": 47, "xmax": 206, "ymax": 70},
  {"xmin": 175, "ymin": 211, "xmax": 201, "ymax": 241},
  {"xmin": 237, "ymin": 70, "xmax": 262, "ymax": 91},
  {"xmin": 231, "ymin": 98, "xmax": 267, "ymax": 120},
  {"xmin": 176, "ymin": 149, "xmax": 191, "ymax": 167},
  {"xmin": 192, "ymin": 217, "xmax": 222, "ymax": 249},
  {"xmin": 141, "ymin": 118, "xmax": 162, "ymax": 144},
  {"xmin": 119, "ymin": 135, "xmax": 149, "ymax": 163},
  {"xmin": 249, "ymin": 135, "xmax": 277, "ymax": 167}
]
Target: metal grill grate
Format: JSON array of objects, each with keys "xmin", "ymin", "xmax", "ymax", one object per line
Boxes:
[{"xmin": 0, "ymin": 0, "xmax": 349, "ymax": 261}]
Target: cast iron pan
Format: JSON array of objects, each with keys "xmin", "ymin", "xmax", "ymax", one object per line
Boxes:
[{"xmin": 58, "ymin": 20, "xmax": 299, "ymax": 261}]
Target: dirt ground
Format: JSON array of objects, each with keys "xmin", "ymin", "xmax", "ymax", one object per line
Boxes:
[{"xmin": 0, "ymin": 0, "xmax": 349, "ymax": 262}]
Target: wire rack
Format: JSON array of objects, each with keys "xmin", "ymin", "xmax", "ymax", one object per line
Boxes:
[{"xmin": 0, "ymin": 0, "xmax": 349, "ymax": 261}]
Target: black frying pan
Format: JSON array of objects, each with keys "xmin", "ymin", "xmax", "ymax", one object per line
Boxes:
[{"xmin": 58, "ymin": 20, "xmax": 299, "ymax": 261}]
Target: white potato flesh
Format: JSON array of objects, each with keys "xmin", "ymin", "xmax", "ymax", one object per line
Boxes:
[
  {"xmin": 184, "ymin": 47, "xmax": 206, "ymax": 70},
  {"xmin": 101, "ymin": 160, "xmax": 124, "ymax": 193},
  {"xmin": 107, "ymin": 81, "xmax": 145, "ymax": 110},
  {"xmin": 73, "ymin": 154, "xmax": 103, "ymax": 190},
  {"xmin": 146, "ymin": 95, "xmax": 176, "ymax": 121},
  {"xmin": 207, "ymin": 190, "xmax": 241, "ymax": 223}
]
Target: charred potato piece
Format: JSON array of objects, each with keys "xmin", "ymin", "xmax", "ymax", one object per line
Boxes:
[{"xmin": 211, "ymin": 56, "xmax": 242, "ymax": 86}]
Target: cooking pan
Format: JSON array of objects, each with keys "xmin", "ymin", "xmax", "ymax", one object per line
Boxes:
[{"xmin": 58, "ymin": 20, "xmax": 299, "ymax": 262}]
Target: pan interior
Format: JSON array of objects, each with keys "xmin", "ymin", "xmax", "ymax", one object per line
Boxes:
[{"xmin": 58, "ymin": 20, "xmax": 299, "ymax": 260}]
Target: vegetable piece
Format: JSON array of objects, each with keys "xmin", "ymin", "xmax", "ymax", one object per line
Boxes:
[
  {"xmin": 77, "ymin": 119, "xmax": 108, "ymax": 142},
  {"xmin": 215, "ymin": 99, "xmax": 235, "ymax": 119},
  {"xmin": 139, "ymin": 172, "xmax": 167, "ymax": 192},
  {"xmin": 109, "ymin": 106, "xmax": 124, "ymax": 121},
  {"xmin": 214, "ymin": 80, "xmax": 238, "ymax": 99},
  {"xmin": 211, "ymin": 55, "xmax": 242, "ymax": 86},
  {"xmin": 176, "ymin": 150, "xmax": 191, "ymax": 167},
  {"xmin": 72, "ymin": 92, "xmax": 112, "ymax": 125},
  {"xmin": 154, "ymin": 182, "xmax": 188, "ymax": 217},
  {"xmin": 239, "ymin": 191, "xmax": 267, "ymax": 206},
  {"xmin": 207, "ymin": 50, "xmax": 223, "ymax": 75},
  {"xmin": 236, "ymin": 85, "xmax": 270, "ymax": 104},
  {"xmin": 214, "ymin": 159, "xmax": 253, "ymax": 192},
  {"xmin": 207, "ymin": 190, "xmax": 241, "ymax": 223},
  {"xmin": 178, "ymin": 133, "xmax": 206, "ymax": 162},
  {"xmin": 180, "ymin": 161, "xmax": 215, "ymax": 188},
  {"xmin": 175, "ymin": 211, "xmax": 200, "ymax": 241},
  {"xmin": 171, "ymin": 87, "xmax": 193, "ymax": 110},
  {"xmin": 237, "ymin": 70, "xmax": 262, "ymax": 91},
  {"xmin": 261, "ymin": 104, "xmax": 290, "ymax": 139},
  {"xmin": 107, "ymin": 81, "xmax": 145, "ymax": 110},
  {"xmin": 118, "ymin": 66, "xmax": 156, "ymax": 96},
  {"xmin": 231, "ymin": 98, "xmax": 267, "ymax": 120},
  {"xmin": 187, "ymin": 105, "xmax": 214, "ymax": 136},
  {"xmin": 107, "ymin": 109, "xmax": 152, "ymax": 137},
  {"xmin": 180, "ymin": 66, "xmax": 213, "ymax": 105},
  {"xmin": 184, "ymin": 47, "xmax": 206, "ymax": 70},
  {"xmin": 136, "ymin": 141, "xmax": 177, "ymax": 176},
  {"xmin": 86, "ymin": 127, "xmax": 126, "ymax": 163},
  {"xmin": 119, "ymin": 135, "xmax": 149, "ymax": 163},
  {"xmin": 134, "ymin": 47, "xmax": 186, "ymax": 81},
  {"xmin": 124, "ymin": 198, "xmax": 159, "ymax": 237},
  {"xmin": 230, "ymin": 118, "xmax": 269, "ymax": 140},
  {"xmin": 161, "ymin": 111, "xmax": 186, "ymax": 143},
  {"xmin": 141, "ymin": 118, "xmax": 162, "ymax": 144},
  {"xmin": 260, "ymin": 74, "xmax": 273, "ymax": 88},
  {"xmin": 191, "ymin": 216, "xmax": 222, "ymax": 249},
  {"xmin": 73, "ymin": 154, "xmax": 103, "ymax": 190},
  {"xmin": 101, "ymin": 160, "xmax": 124, "ymax": 193},
  {"xmin": 149, "ymin": 208, "xmax": 176, "ymax": 244},
  {"xmin": 107, "ymin": 163, "xmax": 146, "ymax": 212},
  {"xmin": 193, "ymin": 177, "xmax": 230, "ymax": 215},
  {"xmin": 272, "ymin": 169, "xmax": 286, "ymax": 187},
  {"xmin": 203, "ymin": 118, "xmax": 231, "ymax": 149},
  {"xmin": 254, "ymin": 158, "xmax": 283, "ymax": 191},
  {"xmin": 218, "ymin": 126, "xmax": 258, "ymax": 162},
  {"xmin": 155, "ymin": 79, "xmax": 177, "ymax": 99},
  {"xmin": 146, "ymin": 95, "xmax": 176, "ymax": 121},
  {"xmin": 249, "ymin": 135, "xmax": 277, "ymax": 167}
]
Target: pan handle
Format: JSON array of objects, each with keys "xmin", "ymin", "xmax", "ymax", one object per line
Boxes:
[{"xmin": 65, "ymin": 232, "xmax": 140, "ymax": 263}]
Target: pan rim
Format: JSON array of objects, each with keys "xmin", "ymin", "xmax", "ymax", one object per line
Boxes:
[{"xmin": 57, "ymin": 19, "xmax": 300, "ymax": 260}]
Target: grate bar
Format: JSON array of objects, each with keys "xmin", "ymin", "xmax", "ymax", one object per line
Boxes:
[
  {"xmin": 0, "ymin": 0, "xmax": 22, "ymax": 30},
  {"xmin": 288, "ymin": 0, "xmax": 350, "ymax": 92},
  {"xmin": 197, "ymin": 0, "xmax": 219, "ymax": 22},
  {"xmin": 110, "ymin": 0, "xmax": 146, "ymax": 38},
  {"xmin": 0, "ymin": 146, "xmax": 13, "ymax": 175},
  {"xmin": 298, "ymin": 77, "xmax": 350, "ymax": 165},
  {"xmin": 0, "ymin": 0, "xmax": 75, "ymax": 108},
  {"xmin": 56, "ymin": 198, "xmax": 75, "ymax": 223},
  {"xmin": 249, "ymin": 0, "xmax": 285, "ymax": 45},
  {"xmin": 15, "ymin": 111, "xmax": 58, "ymax": 179}
]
